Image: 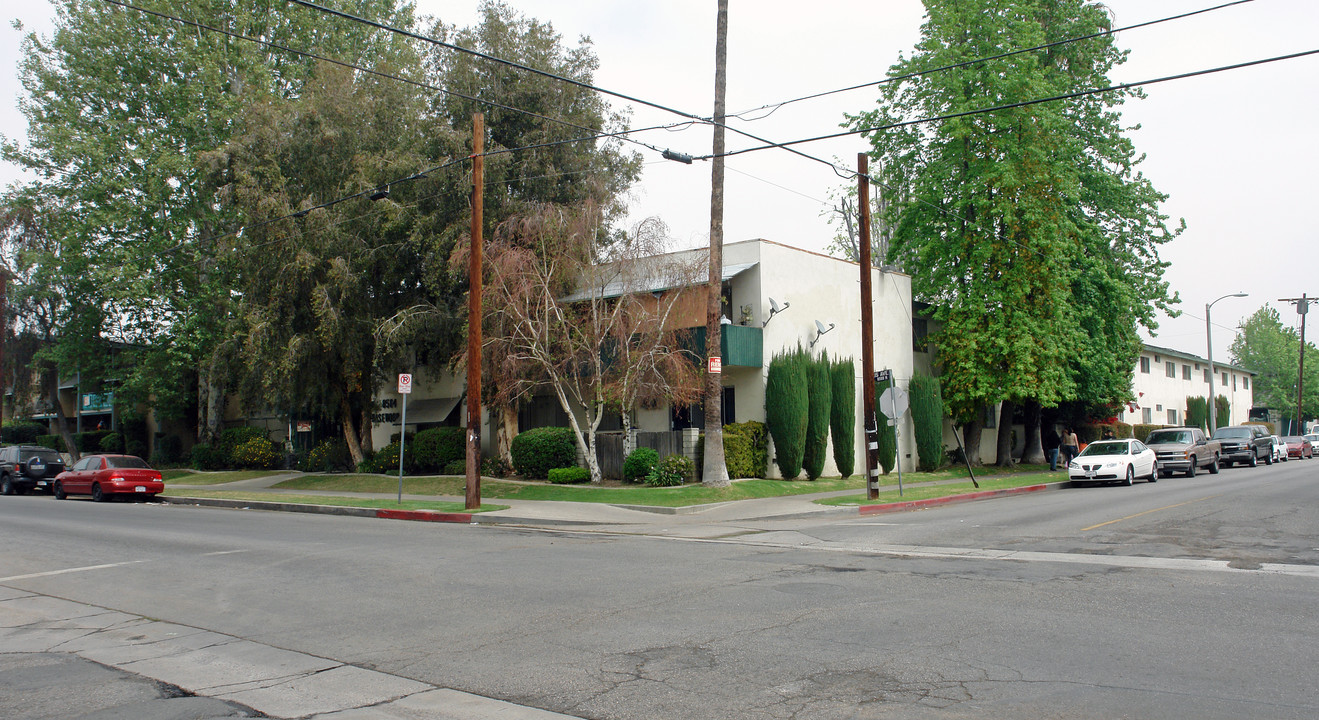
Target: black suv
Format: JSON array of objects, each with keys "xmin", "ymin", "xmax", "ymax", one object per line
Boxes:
[
  {"xmin": 0, "ymin": 445, "xmax": 67, "ymax": 495},
  {"xmin": 1212, "ymin": 425, "xmax": 1273, "ymax": 468}
]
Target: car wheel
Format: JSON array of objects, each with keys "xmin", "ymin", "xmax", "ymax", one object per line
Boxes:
[
  {"xmin": 1265, "ymin": 449, "xmax": 1273, "ymax": 465},
  {"xmin": 1149, "ymin": 463, "xmax": 1159, "ymax": 482},
  {"xmin": 53, "ymin": 481, "xmax": 66, "ymax": 500},
  {"xmin": 1208, "ymin": 456, "xmax": 1220, "ymax": 474},
  {"xmin": 1187, "ymin": 458, "xmax": 1197, "ymax": 478},
  {"xmin": 0, "ymin": 476, "xmax": 12, "ymax": 496},
  {"xmin": 1123, "ymin": 465, "xmax": 1134, "ymax": 486},
  {"xmin": 91, "ymin": 483, "xmax": 107, "ymax": 503},
  {"xmin": 1249, "ymin": 452, "xmax": 1258, "ymax": 468}
]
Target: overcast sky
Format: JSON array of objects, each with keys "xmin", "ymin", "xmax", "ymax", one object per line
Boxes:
[{"xmin": 4, "ymin": 0, "xmax": 1316, "ymax": 364}]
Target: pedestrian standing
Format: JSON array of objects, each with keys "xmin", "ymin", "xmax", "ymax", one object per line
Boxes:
[
  {"xmin": 1061, "ymin": 427, "xmax": 1080, "ymax": 467},
  {"xmin": 1043, "ymin": 427, "xmax": 1061, "ymax": 471}
]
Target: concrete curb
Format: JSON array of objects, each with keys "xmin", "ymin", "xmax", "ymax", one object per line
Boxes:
[
  {"xmin": 159, "ymin": 496, "xmax": 624, "ymax": 527},
  {"xmin": 858, "ymin": 480, "xmax": 1073, "ymax": 516}
]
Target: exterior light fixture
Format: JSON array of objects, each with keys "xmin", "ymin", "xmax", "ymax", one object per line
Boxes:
[
  {"xmin": 810, "ymin": 319, "xmax": 836, "ymax": 348},
  {"xmin": 1206, "ymin": 291, "xmax": 1248, "ymax": 431},
  {"xmin": 763, "ymin": 297, "xmax": 790, "ymax": 327}
]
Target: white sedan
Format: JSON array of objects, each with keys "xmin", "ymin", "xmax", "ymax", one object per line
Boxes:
[
  {"xmin": 1069, "ymin": 439, "xmax": 1159, "ymax": 485},
  {"xmin": 1271, "ymin": 435, "xmax": 1289, "ymax": 463}
]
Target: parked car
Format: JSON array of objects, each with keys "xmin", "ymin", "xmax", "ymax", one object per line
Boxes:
[
  {"xmin": 1069, "ymin": 438, "xmax": 1158, "ymax": 485},
  {"xmin": 1270, "ymin": 435, "xmax": 1289, "ymax": 462},
  {"xmin": 53, "ymin": 454, "xmax": 164, "ymax": 502},
  {"xmin": 1144, "ymin": 427, "xmax": 1220, "ymax": 477},
  {"xmin": 1212, "ymin": 425, "xmax": 1273, "ymax": 467},
  {"xmin": 1306, "ymin": 434, "xmax": 1319, "ymax": 453},
  {"xmin": 0, "ymin": 445, "xmax": 67, "ymax": 496},
  {"xmin": 1283, "ymin": 436, "xmax": 1313, "ymax": 460}
]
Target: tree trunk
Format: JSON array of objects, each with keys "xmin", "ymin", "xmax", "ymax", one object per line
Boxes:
[
  {"xmin": 341, "ymin": 397, "xmax": 365, "ymax": 468},
  {"xmin": 995, "ymin": 399, "xmax": 1015, "ymax": 467},
  {"xmin": 198, "ymin": 351, "xmax": 226, "ymax": 445},
  {"xmin": 47, "ymin": 369, "xmax": 79, "ymax": 463},
  {"xmin": 962, "ymin": 416, "xmax": 983, "ymax": 466},
  {"xmin": 1021, "ymin": 399, "xmax": 1044, "ymax": 464},
  {"xmin": 496, "ymin": 402, "xmax": 517, "ymax": 468}
]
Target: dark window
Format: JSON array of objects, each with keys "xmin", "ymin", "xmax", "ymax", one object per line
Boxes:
[
  {"xmin": 913, "ymin": 318, "xmax": 929, "ymax": 353},
  {"xmin": 1166, "ymin": 361, "xmax": 1176, "ymax": 378},
  {"xmin": 1139, "ymin": 357, "xmax": 1151, "ymax": 374},
  {"xmin": 1182, "ymin": 364, "xmax": 1191, "ymax": 380}
]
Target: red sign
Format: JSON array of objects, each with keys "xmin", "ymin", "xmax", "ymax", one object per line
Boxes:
[{"xmin": 707, "ymin": 357, "xmax": 722, "ymax": 374}]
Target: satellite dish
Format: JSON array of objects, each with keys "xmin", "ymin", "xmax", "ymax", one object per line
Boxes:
[
  {"xmin": 815, "ymin": 319, "xmax": 827, "ymax": 333},
  {"xmin": 769, "ymin": 297, "xmax": 782, "ymax": 313}
]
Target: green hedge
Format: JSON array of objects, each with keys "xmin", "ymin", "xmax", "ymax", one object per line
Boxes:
[
  {"xmin": 1185, "ymin": 396, "xmax": 1208, "ymax": 431},
  {"xmin": 645, "ymin": 454, "xmax": 694, "ymax": 487},
  {"xmin": 876, "ymin": 378, "xmax": 897, "ymax": 474},
  {"xmin": 802, "ymin": 352, "xmax": 832, "ymax": 480},
  {"xmin": 766, "ymin": 347, "xmax": 809, "ymax": 479},
  {"xmin": 723, "ymin": 421, "xmax": 767, "ymax": 478},
  {"xmin": 510, "ymin": 427, "xmax": 577, "ymax": 479},
  {"xmin": 909, "ymin": 373, "xmax": 944, "ymax": 472},
  {"xmin": 2, "ymin": 421, "xmax": 46, "ymax": 444},
  {"xmin": 829, "ymin": 357, "xmax": 856, "ymax": 479},
  {"xmin": 152, "ymin": 435, "xmax": 183, "ymax": 465},
  {"xmin": 414, "ymin": 427, "xmax": 466, "ymax": 472},
  {"xmin": 302, "ymin": 438, "xmax": 351, "ymax": 472},
  {"xmin": 623, "ymin": 447, "xmax": 659, "ymax": 483},
  {"xmin": 36, "ymin": 434, "xmax": 66, "ymax": 453},
  {"xmin": 1131, "ymin": 424, "xmax": 1162, "ymax": 443},
  {"xmin": 548, "ymin": 466, "xmax": 591, "ymax": 484},
  {"xmin": 191, "ymin": 443, "xmax": 226, "ymax": 470}
]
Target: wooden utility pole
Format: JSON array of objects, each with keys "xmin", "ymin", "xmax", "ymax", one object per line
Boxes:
[
  {"xmin": 702, "ymin": 0, "xmax": 730, "ymax": 487},
  {"xmin": 1281, "ymin": 294, "xmax": 1311, "ymax": 434},
  {"xmin": 466, "ymin": 113, "xmax": 484, "ymax": 510},
  {"xmin": 858, "ymin": 155, "xmax": 879, "ymax": 500}
]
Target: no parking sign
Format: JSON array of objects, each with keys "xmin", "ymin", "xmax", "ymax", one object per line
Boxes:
[{"xmin": 398, "ymin": 373, "xmax": 412, "ymax": 394}]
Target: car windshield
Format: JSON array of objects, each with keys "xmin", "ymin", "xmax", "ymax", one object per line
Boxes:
[
  {"xmin": 106, "ymin": 456, "xmax": 152, "ymax": 469},
  {"xmin": 1214, "ymin": 428, "xmax": 1251, "ymax": 439},
  {"xmin": 1147, "ymin": 431, "xmax": 1192, "ymax": 444},
  {"xmin": 1079, "ymin": 441, "xmax": 1128, "ymax": 457}
]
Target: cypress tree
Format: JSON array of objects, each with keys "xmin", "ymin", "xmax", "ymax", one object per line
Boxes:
[
  {"xmin": 766, "ymin": 346, "xmax": 809, "ymax": 479},
  {"xmin": 909, "ymin": 372, "xmax": 945, "ymax": 471},
  {"xmin": 876, "ymin": 377, "xmax": 898, "ymax": 474},
  {"xmin": 829, "ymin": 356, "xmax": 856, "ymax": 479},
  {"xmin": 803, "ymin": 351, "xmax": 832, "ymax": 480}
]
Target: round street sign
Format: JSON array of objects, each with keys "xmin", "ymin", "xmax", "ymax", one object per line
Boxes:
[
  {"xmin": 398, "ymin": 373, "xmax": 413, "ymax": 394},
  {"xmin": 879, "ymin": 385, "xmax": 908, "ymax": 421}
]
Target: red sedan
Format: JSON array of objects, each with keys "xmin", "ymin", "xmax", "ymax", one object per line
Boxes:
[
  {"xmin": 1283, "ymin": 436, "xmax": 1313, "ymax": 460},
  {"xmin": 54, "ymin": 454, "xmax": 164, "ymax": 502}
]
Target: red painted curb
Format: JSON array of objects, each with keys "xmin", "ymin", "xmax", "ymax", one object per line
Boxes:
[
  {"xmin": 375, "ymin": 509, "xmax": 473, "ymax": 523},
  {"xmin": 858, "ymin": 483, "xmax": 1050, "ymax": 516}
]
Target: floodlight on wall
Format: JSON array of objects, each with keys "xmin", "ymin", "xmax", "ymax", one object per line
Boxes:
[
  {"xmin": 810, "ymin": 319, "xmax": 835, "ymax": 348},
  {"xmin": 763, "ymin": 297, "xmax": 790, "ymax": 327}
]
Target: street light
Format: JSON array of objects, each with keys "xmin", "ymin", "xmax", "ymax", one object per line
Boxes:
[{"xmin": 1206, "ymin": 292, "xmax": 1247, "ymax": 432}]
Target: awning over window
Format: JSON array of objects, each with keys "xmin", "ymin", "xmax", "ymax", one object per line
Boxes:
[{"xmin": 561, "ymin": 261, "xmax": 758, "ymax": 302}]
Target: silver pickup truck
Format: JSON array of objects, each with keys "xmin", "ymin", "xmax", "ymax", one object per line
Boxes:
[{"xmin": 1144, "ymin": 427, "xmax": 1221, "ymax": 477}]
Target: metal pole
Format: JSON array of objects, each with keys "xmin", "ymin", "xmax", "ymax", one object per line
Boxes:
[
  {"xmin": 1206, "ymin": 301, "xmax": 1217, "ymax": 432},
  {"xmin": 1297, "ymin": 295, "xmax": 1308, "ymax": 433},
  {"xmin": 397, "ymin": 393, "xmax": 407, "ymax": 503},
  {"xmin": 893, "ymin": 420, "xmax": 903, "ymax": 497},
  {"xmin": 466, "ymin": 113, "xmax": 484, "ymax": 511},
  {"xmin": 858, "ymin": 154, "xmax": 880, "ymax": 500}
]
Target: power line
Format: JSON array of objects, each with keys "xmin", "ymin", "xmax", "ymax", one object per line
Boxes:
[
  {"xmin": 699, "ymin": 47, "xmax": 1319, "ymax": 162},
  {"xmin": 727, "ymin": 0, "xmax": 1254, "ymax": 121}
]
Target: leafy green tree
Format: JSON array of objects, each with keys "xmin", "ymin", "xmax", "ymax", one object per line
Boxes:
[
  {"xmin": 766, "ymin": 347, "xmax": 809, "ymax": 480},
  {"xmin": 909, "ymin": 373, "xmax": 944, "ymax": 472},
  {"xmin": 849, "ymin": 0, "xmax": 1179, "ymax": 454},
  {"xmin": 829, "ymin": 356, "xmax": 856, "ymax": 479},
  {"xmin": 802, "ymin": 351, "xmax": 832, "ymax": 480},
  {"xmin": 1229, "ymin": 305, "xmax": 1319, "ymax": 423},
  {"xmin": 1185, "ymin": 396, "xmax": 1208, "ymax": 432}
]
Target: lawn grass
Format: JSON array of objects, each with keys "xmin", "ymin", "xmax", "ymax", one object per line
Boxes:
[
  {"xmin": 163, "ymin": 470, "xmax": 281, "ymax": 485},
  {"xmin": 815, "ymin": 473, "xmax": 1061, "ymax": 507},
  {"xmin": 160, "ymin": 488, "xmax": 508, "ymax": 513}
]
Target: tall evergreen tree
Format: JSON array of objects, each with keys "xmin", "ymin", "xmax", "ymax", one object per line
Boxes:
[
  {"xmin": 850, "ymin": 0, "xmax": 1179, "ymax": 450},
  {"xmin": 802, "ymin": 351, "xmax": 832, "ymax": 480},
  {"xmin": 829, "ymin": 356, "xmax": 856, "ymax": 479},
  {"xmin": 766, "ymin": 346, "xmax": 809, "ymax": 480}
]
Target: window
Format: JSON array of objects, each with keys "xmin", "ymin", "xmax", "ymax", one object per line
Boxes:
[
  {"xmin": 1166, "ymin": 361, "xmax": 1176, "ymax": 378},
  {"xmin": 1222, "ymin": 372, "xmax": 1229, "ymax": 386},
  {"xmin": 1233, "ymin": 374, "xmax": 1237, "ymax": 390},
  {"xmin": 1142, "ymin": 407, "xmax": 1153, "ymax": 424},
  {"xmin": 1182, "ymin": 364, "xmax": 1191, "ymax": 380},
  {"xmin": 913, "ymin": 318, "xmax": 929, "ymax": 353},
  {"xmin": 1204, "ymin": 369, "xmax": 1211, "ymax": 383},
  {"xmin": 1140, "ymin": 357, "xmax": 1151, "ymax": 374},
  {"xmin": 1243, "ymin": 375, "xmax": 1250, "ymax": 389},
  {"xmin": 1168, "ymin": 409, "xmax": 1178, "ymax": 425}
]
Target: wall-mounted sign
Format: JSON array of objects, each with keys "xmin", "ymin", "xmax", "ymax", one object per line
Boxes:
[{"xmin": 707, "ymin": 357, "xmax": 722, "ymax": 374}]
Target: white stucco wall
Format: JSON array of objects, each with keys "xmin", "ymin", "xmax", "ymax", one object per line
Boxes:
[{"xmin": 1122, "ymin": 346, "xmax": 1255, "ymax": 427}]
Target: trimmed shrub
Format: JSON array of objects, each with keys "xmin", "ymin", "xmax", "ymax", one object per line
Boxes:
[
  {"xmin": 481, "ymin": 456, "xmax": 510, "ymax": 478},
  {"xmin": 876, "ymin": 378, "xmax": 898, "ymax": 474},
  {"xmin": 829, "ymin": 357, "xmax": 856, "ymax": 479},
  {"xmin": 3, "ymin": 421, "xmax": 46, "ymax": 444},
  {"xmin": 76, "ymin": 431, "xmax": 113, "ymax": 452},
  {"xmin": 1214, "ymin": 395, "xmax": 1230, "ymax": 428},
  {"xmin": 723, "ymin": 421, "xmax": 768, "ymax": 479},
  {"xmin": 414, "ymin": 427, "xmax": 466, "ymax": 472},
  {"xmin": 303, "ymin": 438, "xmax": 351, "ymax": 472},
  {"xmin": 646, "ymin": 454, "xmax": 694, "ymax": 487},
  {"xmin": 443, "ymin": 459, "xmax": 466, "ymax": 475},
  {"xmin": 766, "ymin": 346, "xmax": 809, "ymax": 479},
  {"xmin": 1185, "ymin": 396, "xmax": 1208, "ymax": 431},
  {"xmin": 802, "ymin": 352, "xmax": 832, "ymax": 480},
  {"xmin": 220, "ymin": 426, "xmax": 268, "ymax": 468},
  {"xmin": 190, "ymin": 443, "xmax": 226, "ymax": 470},
  {"xmin": 232, "ymin": 437, "xmax": 280, "ymax": 469},
  {"xmin": 37, "ymin": 434, "xmax": 66, "ymax": 453},
  {"xmin": 548, "ymin": 466, "xmax": 590, "ymax": 484},
  {"xmin": 623, "ymin": 447, "xmax": 660, "ymax": 483},
  {"xmin": 1131, "ymin": 424, "xmax": 1162, "ymax": 443},
  {"xmin": 909, "ymin": 373, "xmax": 944, "ymax": 472},
  {"xmin": 98, "ymin": 433, "xmax": 125, "ymax": 453},
  {"xmin": 510, "ymin": 427, "xmax": 577, "ymax": 479},
  {"xmin": 370, "ymin": 441, "xmax": 414, "ymax": 474}
]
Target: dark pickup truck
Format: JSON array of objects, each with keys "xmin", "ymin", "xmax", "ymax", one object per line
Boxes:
[
  {"xmin": 0, "ymin": 444, "xmax": 68, "ymax": 495},
  {"xmin": 1212, "ymin": 425, "xmax": 1273, "ymax": 468}
]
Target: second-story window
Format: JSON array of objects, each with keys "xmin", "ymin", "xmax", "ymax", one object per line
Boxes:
[
  {"xmin": 1166, "ymin": 361, "xmax": 1176, "ymax": 378},
  {"xmin": 1182, "ymin": 364, "xmax": 1191, "ymax": 380},
  {"xmin": 1140, "ymin": 357, "xmax": 1151, "ymax": 374}
]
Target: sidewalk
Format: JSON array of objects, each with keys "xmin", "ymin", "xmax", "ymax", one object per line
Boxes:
[{"xmin": 162, "ymin": 471, "xmax": 1072, "ymax": 533}]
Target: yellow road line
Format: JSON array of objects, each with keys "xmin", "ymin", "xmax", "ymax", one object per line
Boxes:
[{"xmin": 1082, "ymin": 493, "xmax": 1224, "ymax": 532}]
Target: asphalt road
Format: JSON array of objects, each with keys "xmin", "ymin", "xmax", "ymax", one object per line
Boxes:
[{"xmin": 3, "ymin": 459, "xmax": 1318, "ymax": 719}]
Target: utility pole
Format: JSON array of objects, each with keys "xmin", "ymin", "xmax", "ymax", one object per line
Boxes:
[
  {"xmin": 702, "ymin": 0, "xmax": 730, "ymax": 487},
  {"xmin": 1280, "ymin": 294, "xmax": 1312, "ymax": 434},
  {"xmin": 858, "ymin": 155, "xmax": 879, "ymax": 500},
  {"xmin": 466, "ymin": 113, "xmax": 484, "ymax": 510}
]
